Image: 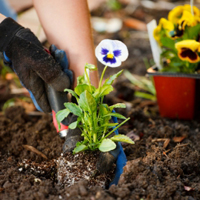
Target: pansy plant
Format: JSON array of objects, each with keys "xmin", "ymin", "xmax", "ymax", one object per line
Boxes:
[
  {"xmin": 56, "ymin": 39, "xmax": 134, "ymax": 153},
  {"xmin": 152, "ymin": 2, "xmax": 200, "ymax": 73}
]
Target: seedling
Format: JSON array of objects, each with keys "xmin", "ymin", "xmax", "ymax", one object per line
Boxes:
[
  {"xmin": 123, "ymin": 70, "xmax": 156, "ymax": 101},
  {"xmin": 56, "ymin": 39, "xmax": 134, "ymax": 153}
]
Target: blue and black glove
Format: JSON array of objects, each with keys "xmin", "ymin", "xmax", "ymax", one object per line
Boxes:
[{"xmin": 0, "ymin": 17, "xmax": 72, "ymax": 113}]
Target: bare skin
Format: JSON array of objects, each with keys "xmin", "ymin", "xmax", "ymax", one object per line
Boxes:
[
  {"xmin": 33, "ymin": 0, "xmax": 99, "ymax": 87},
  {"xmin": 0, "ymin": 13, "xmax": 6, "ymax": 22}
]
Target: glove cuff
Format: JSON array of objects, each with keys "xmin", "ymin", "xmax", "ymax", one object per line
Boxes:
[{"xmin": 0, "ymin": 17, "xmax": 24, "ymax": 51}]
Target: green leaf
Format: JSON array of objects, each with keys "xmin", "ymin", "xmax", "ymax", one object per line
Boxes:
[
  {"xmin": 134, "ymin": 91, "xmax": 157, "ymax": 101},
  {"xmin": 109, "ymin": 103, "xmax": 126, "ymax": 110},
  {"xmin": 110, "ymin": 134, "xmax": 135, "ymax": 144},
  {"xmin": 98, "ymin": 104, "xmax": 110, "ymax": 125},
  {"xmin": 69, "ymin": 121, "xmax": 78, "ymax": 129},
  {"xmin": 99, "ymin": 104, "xmax": 109, "ymax": 115},
  {"xmin": 64, "ymin": 88, "xmax": 79, "ymax": 99},
  {"xmin": 79, "ymin": 90, "xmax": 96, "ymax": 112},
  {"xmin": 56, "ymin": 109, "xmax": 70, "ymax": 123},
  {"xmin": 160, "ymin": 36, "xmax": 175, "ymax": 50},
  {"xmin": 93, "ymin": 85, "xmax": 113, "ymax": 98},
  {"xmin": 64, "ymin": 102, "xmax": 82, "ymax": 117},
  {"xmin": 103, "ymin": 112, "xmax": 127, "ymax": 119},
  {"xmin": 124, "ymin": 70, "xmax": 156, "ymax": 95},
  {"xmin": 182, "ymin": 23, "xmax": 200, "ymax": 40},
  {"xmin": 77, "ymin": 75, "xmax": 85, "ymax": 85},
  {"xmin": 99, "ymin": 139, "xmax": 116, "ymax": 152},
  {"xmin": 73, "ymin": 144, "xmax": 88, "ymax": 153},
  {"xmin": 85, "ymin": 63, "xmax": 97, "ymax": 70},
  {"xmin": 101, "ymin": 123, "xmax": 118, "ymax": 127},
  {"xmin": 104, "ymin": 70, "xmax": 123, "ymax": 85},
  {"xmin": 107, "ymin": 0, "xmax": 122, "ymax": 11},
  {"xmin": 75, "ymin": 84, "xmax": 95, "ymax": 96},
  {"xmin": 2, "ymin": 98, "xmax": 15, "ymax": 111}
]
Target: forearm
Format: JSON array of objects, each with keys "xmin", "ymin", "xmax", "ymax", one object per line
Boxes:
[
  {"xmin": 33, "ymin": 0, "xmax": 99, "ymax": 87},
  {"xmin": 0, "ymin": 13, "xmax": 6, "ymax": 23}
]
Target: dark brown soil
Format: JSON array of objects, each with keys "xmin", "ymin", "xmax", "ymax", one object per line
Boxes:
[
  {"xmin": 1, "ymin": 1, "xmax": 200, "ymax": 200},
  {"xmin": 1, "ymin": 103, "xmax": 200, "ymax": 200}
]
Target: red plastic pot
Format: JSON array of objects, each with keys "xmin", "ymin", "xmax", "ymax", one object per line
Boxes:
[{"xmin": 148, "ymin": 71, "xmax": 200, "ymax": 120}]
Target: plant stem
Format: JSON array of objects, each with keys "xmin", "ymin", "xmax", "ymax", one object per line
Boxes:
[
  {"xmin": 84, "ymin": 67, "xmax": 92, "ymax": 92},
  {"xmin": 82, "ymin": 113, "xmax": 92, "ymax": 143},
  {"xmin": 93, "ymin": 133, "xmax": 97, "ymax": 143},
  {"xmin": 98, "ymin": 66, "xmax": 108, "ymax": 89},
  {"xmin": 104, "ymin": 117, "xmax": 130, "ymax": 139}
]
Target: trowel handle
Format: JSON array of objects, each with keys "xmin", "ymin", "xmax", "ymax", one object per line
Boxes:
[{"xmin": 46, "ymin": 84, "xmax": 69, "ymax": 137}]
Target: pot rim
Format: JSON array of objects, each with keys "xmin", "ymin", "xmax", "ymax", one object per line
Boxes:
[{"xmin": 147, "ymin": 67, "xmax": 200, "ymax": 79}]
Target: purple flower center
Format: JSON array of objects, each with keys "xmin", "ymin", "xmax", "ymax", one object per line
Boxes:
[
  {"xmin": 103, "ymin": 55, "xmax": 117, "ymax": 64},
  {"xmin": 100, "ymin": 48, "xmax": 121, "ymax": 64}
]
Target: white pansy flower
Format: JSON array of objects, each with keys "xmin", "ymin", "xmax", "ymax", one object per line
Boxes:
[{"xmin": 95, "ymin": 39, "xmax": 128, "ymax": 67}]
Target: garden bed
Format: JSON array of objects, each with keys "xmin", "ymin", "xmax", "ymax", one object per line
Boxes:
[{"xmin": 1, "ymin": 97, "xmax": 200, "ymax": 199}]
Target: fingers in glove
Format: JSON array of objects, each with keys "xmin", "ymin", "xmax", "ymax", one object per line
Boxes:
[
  {"xmin": 50, "ymin": 44, "xmax": 69, "ymax": 69},
  {"xmin": 3, "ymin": 52, "xmax": 12, "ymax": 68},
  {"xmin": 62, "ymin": 115, "xmax": 83, "ymax": 153},
  {"xmin": 96, "ymin": 142, "xmax": 120, "ymax": 173},
  {"xmin": 49, "ymin": 44, "xmax": 73, "ymax": 86},
  {"xmin": 27, "ymin": 71, "xmax": 51, "ymax": 112},
  {"xmin": 96, "ymin": 152, "xmax": 116, "ymax": 174}
]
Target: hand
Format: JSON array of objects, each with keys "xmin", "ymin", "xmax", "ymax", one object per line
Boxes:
[
  {"xmin": 96, "ymin": 112, "xmax": 127, "ymax": 185},
  {"xmin": 62, "ymin": 115, "xmax": 83, "ymax": 153},
  {"xmin": 0, "ymin": 17, "xmax": 71, "ymax": 112},
  {"xmin": 96, "ymin": 142, "xmax": 120, "ymax": 173}
]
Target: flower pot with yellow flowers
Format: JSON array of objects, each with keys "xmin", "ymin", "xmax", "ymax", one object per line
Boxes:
[{"xmin": 147, "ymin": 1, "xmax": 200, "ymax": 120}]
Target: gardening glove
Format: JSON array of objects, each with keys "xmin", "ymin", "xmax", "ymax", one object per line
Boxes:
[
  {"xmin": 0, "ymin": 17, "xmax": 71, "ymax": 113},
  {"xmin": 96, "ymin": 137, "xmax": 127, "ymax": 186},
  {"xmin": 62, "ymin": 115, "xmax": 83, "ymax": 153},
  {"xmin": 96, "ymin": 113, "xmax": 127, "ymax": 185}
]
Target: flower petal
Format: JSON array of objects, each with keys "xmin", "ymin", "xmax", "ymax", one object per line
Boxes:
[
  {"xmin": 178, "ymin": 10, "xmax": 198, "ymax": 29},
  {"xmin": 183, "ymin": 4, "xmax": 200, "ymax": 17},
  {"xmin": 175, "ymin": 40, "xmax": 200, "ymax": 52},
  {"xmin": 168, "ymin": 5, "xmax": 184, "ymax": 24},
  {"xmin": 159, "ymin": 18, "xmax": 174, "ymax": 31},
  {"xmin": 178, "ymin": 48, "xmax": 199, "ymax": 63},
  {"xmin": 175, "ymin": 40, "xmax": 200, "ymax": 63},
  {"xmin": 101, "ymin": 48, "xmax": 109, "ymax": 55},
  {"xmin": 110, "ymin": 40, "xmax": 128, "ymax": 62},
  {"xmin": 113, "ymin": 49, "xmax": 121, "ymax": 57}
]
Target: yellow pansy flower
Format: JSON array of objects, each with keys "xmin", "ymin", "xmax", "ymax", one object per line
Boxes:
[
  {"xmin": 183, "ymin": 4, "xmax": 200, "ymax": 17},
  {"xmin": 178, "ymin": 10, "xmax": 200, "ymax": 30},
  {"xmin": 168, "ymin": 5, "xmax": 184, "ymax": 24},
  {"xmin": 153, "ymin": 25, "xmax": 161, "ymax": 42},
  {"xmin": 168, "ymin": 4, "xmax": 200, "ymax": 25},
  {"xmin": 175, "ymin": 40, "xmax": 200, "ymax": 63},
  {"xmin": 153, "ymin": 18, "xmax": 174, "ymax": 43}
]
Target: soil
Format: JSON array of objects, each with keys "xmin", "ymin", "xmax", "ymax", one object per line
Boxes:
[{"xmin": 1, "ymin": 1, "xmax": 200, "ymax": 200}]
